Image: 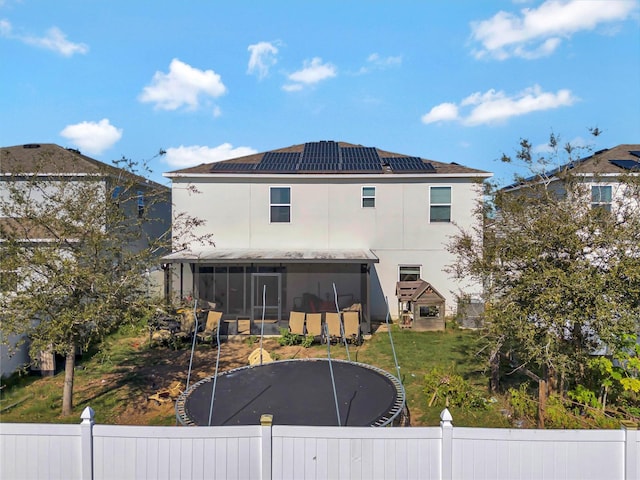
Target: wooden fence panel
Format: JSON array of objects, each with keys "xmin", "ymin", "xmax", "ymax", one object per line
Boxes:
[
  {"xmin": 272, "ymin": 425, "xmax": 442, "ymax": 480},
  {"xmin": 0, "ymin": 423, "xmax": 82, "ymax": 480},
  {"xmin": 92, "ymin": 424, "xmax": 262, "ymax": 480},
  {"xmin": 451, "ymin": 427, "xmax": 625, "ymax": 480}
]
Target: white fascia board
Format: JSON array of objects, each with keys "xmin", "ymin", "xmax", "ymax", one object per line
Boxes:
[{"xmin": 164, "ymin": 172, "xmax": 493, "ymax": 181}]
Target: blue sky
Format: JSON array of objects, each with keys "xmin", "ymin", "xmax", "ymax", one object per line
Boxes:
[{"xmin": 1, "ymin": 0, "xmax": 639, "ymax": 186}]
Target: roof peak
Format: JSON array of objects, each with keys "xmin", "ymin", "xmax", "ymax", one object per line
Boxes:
[{"xmin": 167, "ymin": 140, "xmax": 491, "ymax": 177}]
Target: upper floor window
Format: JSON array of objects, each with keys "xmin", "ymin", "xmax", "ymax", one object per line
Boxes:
[
  {"xmin": 430, "ymin": 186, "xmax": 451, "ymax": 222},
  {"xmin": 591, "ymin": 185, "xmax": 612, "ymax": 212},
  {"xmin": 270, "ymin": 187, "xmax": 290, "ymax": 223},
  {"xmin": 137, "ymin": 190, "xmax": 145, "ymax": 218},
  {"xmin": 399, "ymin": 265, "xmax": 421, "ymax": 282},
  {"xmin": 362, "ymin": 186, "xmax": 375, "ymax": 208}
]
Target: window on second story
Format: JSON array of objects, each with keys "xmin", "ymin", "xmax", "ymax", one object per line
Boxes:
[
  {"xmin": 362, "ymin": 186, "xmax": 375, "ymax": 208},
  {"xmin": 270, "ymin": 187, "xmax": 290, "ymax": 223},
  {"xmin": 399, "ymin": 265, "xmax": 421, "ymax": 282},
  {"xmin": 137, "ymin": 190, "xmax": 145, "ymax": 218},
  {"xmin": 430, "ymin": 186, "xmax": 451, "ymax": 222},
  {"xmin": 591, "ymin": 185, "xmax": 612, "ymax": 212}
]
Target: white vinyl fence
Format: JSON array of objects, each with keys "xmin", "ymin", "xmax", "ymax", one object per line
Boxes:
[{"xmin": 1, "ymin": 407, "xmax": 638, "ymax": 480}]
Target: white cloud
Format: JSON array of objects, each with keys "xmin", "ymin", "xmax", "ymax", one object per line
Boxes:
[
  {"xmin": 247, "ymin": 41, "xmax": 279, "ymax": 79},
  {"xmin": 59, "ymin": 119, "xmax": 122, "ymax": 155},
  {"xmin": 0, "ymin": 19, "xmax": 88, "ymax": 56},
  {"xmin": 421, "ymin": 85, "xmax": 578, "ymax": 126},
  {"xmin": 283, "ymin": 57, "xmax": 336, "ymax": 91},
  {"xmin": 470, "ymin": 0, "xmax": 638, "ymax": 60},
  {"xmin": 357, "ymin": 53, "xmax": 403, "ymax": 74},
  {"xmin": 421, "ymin": 103, "xmax": 459, "ymax": 124},
  {"xmin": 164, "ymin": 144, "xmax": 258, "ymax": 168},
  {"xmin": 139, "ymin": 58, "xmax": 227, "ymax": 111},
  {"xmin": 0, "ymin": 19, "xmax": 11, "ymax": 36}
]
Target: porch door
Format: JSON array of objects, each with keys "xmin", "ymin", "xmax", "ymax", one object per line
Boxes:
[{"xmin": 251, "ymin": 273, "xmax": 281, "ymax": 324}]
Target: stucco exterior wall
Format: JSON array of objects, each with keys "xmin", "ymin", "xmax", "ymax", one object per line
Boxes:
[{"xmin": 171, "ymin": 174, "xmax": 485, "ymax": 319}]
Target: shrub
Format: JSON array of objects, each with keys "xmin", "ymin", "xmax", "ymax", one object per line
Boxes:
[
  {"xmin": 423, "ymin": 366, "xmax": 487, "ymax": 409},
  {"xmin": 278, "ymin": 328, "xmax": 301, "ymax": 346}
]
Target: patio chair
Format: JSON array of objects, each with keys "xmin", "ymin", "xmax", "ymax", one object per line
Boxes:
[
  {"xmin": 325, "ymin": 312, "xmax": 343, "ymax": 344},
  {"xmin": 174, "ymin": 310, "xmax": 196, "ymax": 342},
  {"xmin": 248, "ymin": 347, "xmax": 273, "ymax": 366},
  {"xmin": 305, "ymin": 313, "xmax": 323, "ymax": 343},
  {"xmin": 196, "ymin": 310, "xmax": 222, "ymax": 346},
  {"xmin": 342, "ymin": 311, "xmax": 363, "ymax": 345},
  {"xmin": 288, "ymin": 311, "xmax": 306, "ymax": 336}
]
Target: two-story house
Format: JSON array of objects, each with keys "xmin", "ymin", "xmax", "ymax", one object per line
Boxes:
[
  {"xmin": 502, "ymin": 144, "xmax": 640, "ymax": 205},
  {"xmin": 0, "ymin": 143, "xmax": 172, "ymax": 378},
  {"xmin": 163, "ymin": 140, "xmax": 491, "ymax": 336}
]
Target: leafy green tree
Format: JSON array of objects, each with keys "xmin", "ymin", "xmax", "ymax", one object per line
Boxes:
[
  {"xmin": 447, "ymin": 134, "xmax": 640, "ymax": 408},
  {"xmin": 0, "ymin": 149, "xmax": 210, "ymax": 416}
]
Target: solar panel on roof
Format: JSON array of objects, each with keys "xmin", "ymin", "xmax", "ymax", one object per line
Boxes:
[
  {"xmin": 210, "ymin": 162, "xmax": 256, "ymax": 171},
  {"xmin": 341, "ymin": 147, "xmax": 380, "ymax": 163},
  {"xmin": 302, "ymin": 141, "xmax": 340, "ymax": 163},
  {"xmin": 342, "ymin": 163, "xmax": 382, "ymax": 172},
  {"xmin": 610, "ymin": 159, "xmax": 640, "ymax": 171},
  {"xmin": 629, "ymin": 151, "xmax": 640, "ymax": 159},
  {"xmin": 384, "ymin": 157, "xmax": 435, "ymax": 172},
  {"xmin": 256, "ymin": 152, "xmax": 301, "ymax": 171},
  {"xmin": 299, "ymin": 163, "xmax": 338, "ymax": 171},
  {"xmin": 260, "ymin": 152, "xmax": 301, "ymax": 164}
]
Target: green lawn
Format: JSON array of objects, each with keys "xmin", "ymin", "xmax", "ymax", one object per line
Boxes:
[{"xmin": 0, "ymin": 322, "xmax": 511, "ymax": 427}]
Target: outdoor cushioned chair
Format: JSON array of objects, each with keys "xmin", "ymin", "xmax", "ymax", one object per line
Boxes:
[
  {"xmin": 325, "ymin": 312, "xmax": 343, "ymax": 344},
  {"xmin": 342, "ymin": 310, "xmax": 363, "ymax": 345},
  {"xmin": 196, "ymin": 310, "xmax": 222, "ymax": 345},
  {"xmin": 288, "ymin": 311, "xmax": 306, "ymax": 336},
  {"xmin": 248, "ymin": 347, "xmax": 273, "ymax": 366},
  {"xmin": 305, "ymin": 313, "xmax": 323, "ymax": 343},
  {"xmin": 174, "ymin": 310, "xmax": 196, "ymax": 342}
]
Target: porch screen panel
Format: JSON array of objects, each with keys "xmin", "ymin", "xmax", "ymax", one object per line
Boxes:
[{"xmin": 227, "ymin": 267, "xmax": 246, "ymax": 315}]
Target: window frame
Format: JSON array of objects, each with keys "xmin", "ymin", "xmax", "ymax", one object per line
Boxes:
[
  {"xmin": 429, "ymin": 186, "xmax": 452, "ymax": 223},
  {"xmin": 269, "ymin": 186, "xmax": 291, "ymax": 223},
  {"xmin": 137, "ymin": 190, "xmax": 145, "ymax": 218},
  {"xmin": 361, "ymin": 186, "xmax": 376, "ymax": 208},
  {"xmin": 591, "ymin": 185, "xmax": 612, "ymax": 212},
  {"xmin": 399, "ymin": 265, "xmax": 421, "ymax": 282}
]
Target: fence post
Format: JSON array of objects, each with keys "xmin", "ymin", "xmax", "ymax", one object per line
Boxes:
[
  {"xmin": 440, "ymin": 408, "xmax": 453, "ymax": 480},
  {"xmin": 260, "ymin": 414, "xmax": 273, "ymax": 480},
  {"xmin": 621, "ymin": 421, "xmax": 638, "ymax": 480},
  {"xmin": 80, "ymin": 406, "xmax": 95, "ymax": 480}
]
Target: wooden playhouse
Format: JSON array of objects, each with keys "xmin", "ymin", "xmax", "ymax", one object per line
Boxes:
[{"xmin": 395, "ymin": 280, "xmax": 446, "ymax": 331}]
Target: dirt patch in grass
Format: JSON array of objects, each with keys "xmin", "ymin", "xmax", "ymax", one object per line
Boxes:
[{"xmin": 88, "ymin": 337, "xmax": 331, "ymax": 425}]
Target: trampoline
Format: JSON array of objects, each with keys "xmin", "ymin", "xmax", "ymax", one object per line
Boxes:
[{"xmin": 175, "ymin": 358, "xmax": 406, "ymax": 427}]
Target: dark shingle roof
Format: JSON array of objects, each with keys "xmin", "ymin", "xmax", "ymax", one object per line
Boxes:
[
  {"xmin": 1, "ymin": 143, "xmax": 167, "ymax": 189},
  {"xmin": 504, "ymin": 144, "xmax": 640, "ymax": 189},
  {"xmin": 166, "ymin": 141, "xmax": 490, "ymax": 176}
]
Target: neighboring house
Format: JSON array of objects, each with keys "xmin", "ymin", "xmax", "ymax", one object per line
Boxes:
[
  {"xmin": 0, "ymin": 143, "xmax": 171, "ymax": 378},
  {"xmin": 502, "ymin": 144, "xmax": 640, "ymax": 209},
  {"xmin": 163, "ymin": 140, "xmax": 491, "ymax": 335}
]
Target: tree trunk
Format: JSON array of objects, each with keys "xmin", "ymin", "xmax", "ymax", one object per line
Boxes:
[
  {"xmin": 489, "ymin": 350, "xmax": 500, "ymax": 393},
  {"xmin": 62, "ymin": 349, "xmax": 75, "ymax": 416},
  {"xmin": 537, "ymin": 379, "xmax": 547, "ymax": 428}
]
